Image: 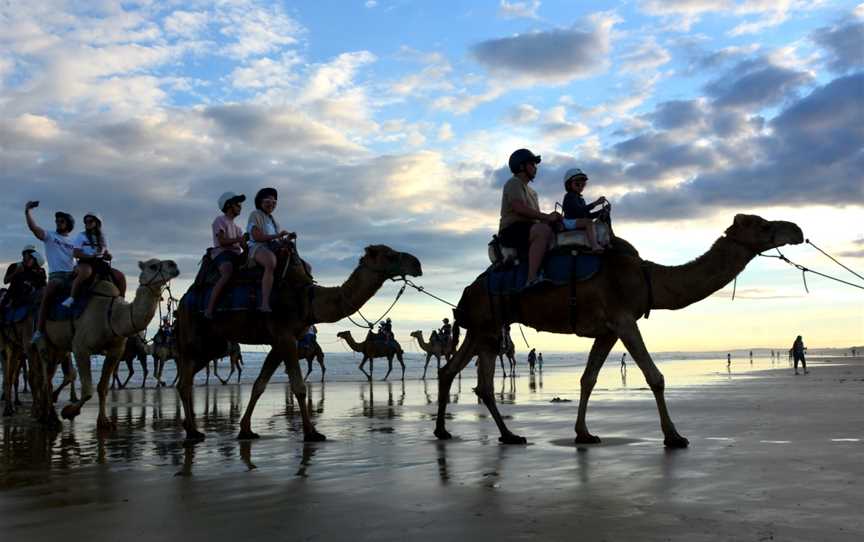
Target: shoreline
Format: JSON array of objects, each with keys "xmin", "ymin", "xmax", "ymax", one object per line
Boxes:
[{"xmin": 1, "ymin": 356, "xmax": 862, "ymax": 541}]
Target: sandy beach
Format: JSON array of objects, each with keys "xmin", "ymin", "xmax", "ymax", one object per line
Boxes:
[{"xmin": 1, "ymin": 354, "xmax": 862, "ymax": 541}]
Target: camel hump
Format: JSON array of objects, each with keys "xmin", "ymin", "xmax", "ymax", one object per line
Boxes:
[{"xmin": 91, "ymin": 280, "xmax": 120, "ymax": 298}]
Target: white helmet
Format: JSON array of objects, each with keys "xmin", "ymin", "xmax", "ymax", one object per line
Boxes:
[
  {"xmin": 563, "ymin": 168, "xmax": 588, "ymax": 190},
  {"xmin": 218, "ymin": 192, "xmax": 246, "ymax": 211},
  {"xmin": 83, "ymin": 212, "xmax": 103, "ymax": 225},
  {"xmin": 29, "ymin": 251, "xmax": 45, "ymax": 267}
]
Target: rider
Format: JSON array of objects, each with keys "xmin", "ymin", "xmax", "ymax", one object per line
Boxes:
[
  {"xmin": 378, "ymin": 318, "xmax": 393, "ymax": 342},
  {"xmin": 25, "ymin": 201, "xmax": 76, "ymax": 343},
  {"xmin": 205, "ymin": 192, "xmax": 246, "ymax": 319},
  {"xmin": 62, "ymin": 212, "xmax": 127, "ymax": 308},
  {"xmin": 562, "ymin": 168, "xmax": 606, "ymax": 252},
  {"xmin": 1, "ymin": 246, "xmax": 47, "ymax": 311},
  {"xmin": 498, "ymin": 149, "xmax": 561, "ymax": 288},
  {"xmin": 438, "ymin": 317, "xmax": 452, "ymax": 345},
  {"xmin": 246, "ymin": 187, "xmax": 293, "ymax": 313}
]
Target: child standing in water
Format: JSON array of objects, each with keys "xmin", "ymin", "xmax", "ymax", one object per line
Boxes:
[{"xmin": 562, "ymin": 168, "xmax": 606, "ymax": 252}]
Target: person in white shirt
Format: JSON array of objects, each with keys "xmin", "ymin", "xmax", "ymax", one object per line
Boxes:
[
  {"xmin": 61, "ymin": 212, "xmax": 126, "ymax": 308},
  {"xmin": 25, "ymin": 201, "xmax": 76, "ymax": 343}
]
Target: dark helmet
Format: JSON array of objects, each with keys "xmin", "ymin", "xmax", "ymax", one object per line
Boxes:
[
  {"xmin": 54, "ymin": 211, "xmax": 75, "ymax": 231},
  {"xmin": 508, "ymin": 148, "xmax": 541, "ymax": 174},
  {"xmin": 443, "ymin": 318, "xmax": 449, "ymax": 323},
  {"xmin": 254, "ymin": 187, "xmax": 278, "ymax": 210}
]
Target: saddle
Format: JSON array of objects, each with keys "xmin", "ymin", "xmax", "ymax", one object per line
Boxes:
[
  {"xmin": 48, "ymin": 280, "xmax": 117, "ymax": 321},
  {"xmin": 488, "ymin": 221, "xmax": 612, "ymax": 267},
  {"xmin": 485, "ymin": 248, "xmax": 602, "ymax": 296}
]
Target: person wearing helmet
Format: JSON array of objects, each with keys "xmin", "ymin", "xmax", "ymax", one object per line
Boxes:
[
  {"xmin": 24, "ymin": 201, "xmax": 77, "ymax": 343},
  {"xmin": 378, "ymin": 317, "xmax": 393, "ymax": 342},
  {"xmin": 61, "ymin": 212, "xmax": 126, "ymax": 308},
  {"xmin": 499, "ymin": 149, "xmax": 561, "ymax": 288},
  {"xmin": 205, "ymin": 192, "xmax": 247, "ymax": 319},
  {"xmin": 1, "ymin": 246, "xmax": 47, "ymax": 313},
  {"xmin": 247, "ymin": 188, "xmax": 293, "ymax": 312},
  {"xmin": 562, "ymin": 168, "xmax": 606, "ymax": 253}
]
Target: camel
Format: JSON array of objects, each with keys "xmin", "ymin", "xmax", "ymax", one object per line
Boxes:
[
  {"xmin": 111, "ymin": 333, "xmax": 149, "ymax": 389},
  {"xmin": 207, "ymin": 342, "xmax": 244, "ymax": 385},
  {"xmin": 497, "ymin": 328, "xmax": 516, "ymax": 377},
  {"xmin": 176, "ymin": 245, "xmax": 421, "ymax": 442},
  {"xmin": 284, "ymin": 336, "xmax": 326, "ymax": 381},
  {"xmin": 151, "ymin": 327, "xmax": 179, "ymax": 387},
  {"xmin": 337, "ymin": 330, "xmax": 406, "ymax": 381},
  {"xmin": 410, "ymin": 330, "xmax": 453, "ymax": 378},
  {"xmin": 434, "ymin": 214, "xmax": 803, "ymax": 447},
  {"xmin": 35, "ymin": 259, "xmax": 179, "ymax": 431},
  {"xmin": 2, "ymin": 303, "xmax": 77, "ymax": 419}
]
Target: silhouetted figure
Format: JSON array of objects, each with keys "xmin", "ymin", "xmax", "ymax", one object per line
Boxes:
[
  {"xmin": 621, "ymin": 353, "xmax": 627, "ymax": 374},
  {"xmin": 792, "ymin": 335, "xmax": 808, "ymax": 375},
  {"xmin": 527, "ymin": 348, "xmax": 537, "ymax": 375},
  {"xmin": 749, "ymin": 350, "xmax": 753, "ymax": 364},
  {"xmin": 727, "ymin": 353, "xmax": 731, "ymax": 367},
  {"xmin": 537, "ymin": 352, "xmax": 543, "ymax": 371}
]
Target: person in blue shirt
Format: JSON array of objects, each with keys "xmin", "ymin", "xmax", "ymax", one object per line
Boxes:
[{"xmin": 562, "ymin": 168, "xmax": 606, "ymax": 253}]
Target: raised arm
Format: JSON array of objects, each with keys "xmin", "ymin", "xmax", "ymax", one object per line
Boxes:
[{"xmin": 24, "ymin": 201, "xmax": 46, "ymax": 241}]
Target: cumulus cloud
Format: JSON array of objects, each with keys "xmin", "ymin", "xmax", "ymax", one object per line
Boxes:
[
  {"xmin": 811, "ymin": 20, "xmax": 864, "ymax": 74},
  {"xmin": 505, "ymin": 104, "xmax": 541, "ymax": 124},
  {"xmin": 470, "ymin": 13, "xmax": 618, "ymax": 84},
  {"xmin": 539, "ymin": 106, "xmax": 590, "ymax": 142},
  {"xmin": 704, "ymin": 57, "xmax": 814, "ymax": 109},
  {"xmin": 838, "ymin": 239, "xmax": 864, "ymax": 258}
]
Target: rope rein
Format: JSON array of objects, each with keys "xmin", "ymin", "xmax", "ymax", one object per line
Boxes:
[{"xmin": 757, "ymin": 245, "xmax": 864, "ymax": 293}]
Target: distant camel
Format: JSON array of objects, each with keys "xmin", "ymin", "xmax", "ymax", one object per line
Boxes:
[
  {"xmin": 111, "ymin": 333, "xmax": 149, "ymax": 389},
  {"xmin": 207, "ymin": 342, "xmax": 244, "ymax": 385},
  {"xmin": 410, "ymin": 330, "xmax": 453, "ymax": 378},
  {"xmin": 338, "ymin": 330, "xmax": 405, "ymax": 381}
]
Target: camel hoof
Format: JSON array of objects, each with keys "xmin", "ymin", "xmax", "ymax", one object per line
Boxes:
[
  {"xmin": 574, "ymin": 433, "xmax": 602, "ymax": 444},
  {"xmin": 237, "ymin": 429, "xmax": 259, "ymax": 440},
  {"xmin": 61, "ymin": 404, "xmax": 80, "ymax": 420},
  {"xmin": 664, "ymin": 434, "xmax": 690, "ymax": 448},
  {"xmin": 499, "ymin": 433, "xmax": 527, "ymax": 445},
  {"xmin": 434, "ymin": 428, "xmax": 452, "ymax": 440},
  {"xmin": 304, "ymin": 431, "xmax": 327, "ymax": 442}
]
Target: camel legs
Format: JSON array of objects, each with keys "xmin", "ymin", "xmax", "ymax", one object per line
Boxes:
[
  {"xmin": 284, "ymin": 355, "xmax": 325, "ymax": 441},
  {"xmin": 139, "ymin": 355, "xmax": 149, "ymax": 389},
  {"xmin": 61, "ymin": 349, "xmax": 95, "ymax": 422},
  {"xmin": 317, "ymin": 356, "xmax": 325, "ymax": 382},
  {"xmin": 498, "ymin": 354, "xmax": 507, "ymax": 378},
  {"xmin": 238, "ymin": 351, "xmax": 282, "ymax": 439},
  {"xmin": 178, "ymin": 359, "xmax": 204, "ymax": 441},
  {"xmin": 475, "ymin": 344, "xmax": 526, "ymax": 444},
  {"xmin": 397, "ymin": 352, "xmax": 405, "ymax": 380},
  {"xmin": 616, "ymin": 319, "xmax": 689, "ymax": 448},
  {"xmin": 358, "ymin": 356, "xmax": 372, "ymax": 381},
  {"xmin": 304, "ymin": 357, "xmax": 313, "ymax": 381},
  {"xmin": 422, "ymin": 353, "xmax": 433, "ymax": 379},
  {"xmin": 112, "ymin": 358, "xmax": 133, "ymax": 390},
  {"xmin": 574, "ymin": 332, "xmax": 618, "ymax": 443},
  {"xmin": 95, "ymin": 351, "xmax": 123, "ymax": 431},
  {"xmin": 51, "ymin": 354, "xmax": 78, "ymax": 403},
  {"xmin": 435, "ymin": 334, "xmax": 478, "ymax": 439},
  {"xmin": 2, "ymin": 349, "xmax": 22, "ymax": 416}
]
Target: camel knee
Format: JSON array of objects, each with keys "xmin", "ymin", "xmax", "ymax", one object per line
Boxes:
[
  {"xmin": 647, "ymin": 372, "xmax": 665, "ymax": 392},
  {"xmin": 580, "ymin": 373, "xmax": 598, "ymax": 390}
]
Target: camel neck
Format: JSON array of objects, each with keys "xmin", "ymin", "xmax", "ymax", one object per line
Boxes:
[
  {"xmin": 646, "ymin": 237, "xmax": 755, "ymax": 310},
  {"xmin": 114, "ymin": 284, "xmax": 161, "ymax": 336},
  {"xmin": 311, "ymin": 265, "xmax": 387, "ymax": 323}
]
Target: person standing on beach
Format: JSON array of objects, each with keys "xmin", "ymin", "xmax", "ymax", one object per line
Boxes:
[
  {"xmin": 749, "ymin": 350, "xmax": 753, "ymax": 364},
  {"xmin": 537, "ymin": 352, "xmax": 543, "ymax": 371},
  {"xmin": 621, "ymin": 353, "xmax": 627, "ymax": 374},
  {"xmin": 727, "ymin": 353, "xmax": 731, "ymax": 367},
  {"xmin": 527, "ymin": 348, "xmax": 537, "ymax": 375},
  {"xmin": 792, "ymin": 335, "xmax": 808, "ymax": 375}
]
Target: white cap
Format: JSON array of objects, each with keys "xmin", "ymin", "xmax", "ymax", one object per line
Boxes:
[
  {"xmin": 22, "ymin": 244, "xmax": 37, "ymax": 253},
  {"xmin": 563, "ymin": 168, "xmax": 587, "ymax": 182},
  {"xmin": 218, "ymin": 192, "xmax": 246, "ymax": 211},
  {"xmin": 83, "ymin": 212, "xmax": 102, "ymax": 224},
  {"xmin": 30, "ymin": 251, "xmax": 45, "ymax": 267}
]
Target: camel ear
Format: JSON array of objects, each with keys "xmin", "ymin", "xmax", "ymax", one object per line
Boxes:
[
  {"xmin": 138, "ymin": 260, "xmax": 145, "ymax": 270},
  {"xmin": 364, "ymin": 245, "xmax": 382, "ymax": 258}
]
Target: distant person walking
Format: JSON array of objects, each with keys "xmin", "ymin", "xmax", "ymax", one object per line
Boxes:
[
  {"xmin": 749, "ymin": 350, "xmax": 753, "ymax": 364},
  {"xmin": 792, "ymin": 335, "xmax": 808, "ymax": 375},
  {"xmin": 537, "ymin": 352, "xmax": 543, "ymax": 371},
  {"xmin": 527, "ymin": 348, "xmax": 537, "ymax": 375},
  {"xmin": 621, "ymin": 353, "xmax": 627, "ymax": 374},
  {"xmin": 727, "ymin": 353, "xmax": 731, "ymax": 367}
]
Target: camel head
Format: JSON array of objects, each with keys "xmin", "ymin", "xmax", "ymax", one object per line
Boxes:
[
  {"xmin": 360, "ymin": 245, "xmax": 422, "ymax": 279},
  {"xmin": 336, "ymin": 331, "xmax": 352, "ymax": 341},
  {"xmin": 724, "ymin": 214, "xmax": 803, "ymax": 253},
  {"xmin": 410, "ymin": 330, "xmax": 422, "ymax": 339},
  {"xmin": 137, "ymin": 258, "xmax": 180, "ymax": 287}
]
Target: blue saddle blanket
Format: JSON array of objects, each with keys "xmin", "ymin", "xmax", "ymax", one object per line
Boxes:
[
  {"xmin": 486, "ymin": 252, "xmax": 601, "ymax": 295},
  {"xmin": 47, "ymin": 294, "xmax": 92, "ymax": 321},
  {"xmin": 3, "ymin": 304, "xmax": 31, "ymax": 324},
  {"xmin": 183, "ymin": 283, "xmax": 261, "ymax": 313}
]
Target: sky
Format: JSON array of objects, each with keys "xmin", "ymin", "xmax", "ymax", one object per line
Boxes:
[{"xmin": 0, "ymin": 0, "xmax": 862, "ymax": 353}]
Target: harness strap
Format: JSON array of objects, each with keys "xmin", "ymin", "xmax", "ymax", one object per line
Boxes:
[{"xmin": 641, "ymin": 264, "xmax": 653, "ymax": 319}]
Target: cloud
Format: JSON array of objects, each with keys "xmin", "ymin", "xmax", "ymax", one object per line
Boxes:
[
  {"xmin": 639, "ymin": 0, "xmax": 811, "ymax": 33},
  {"xmin": 838, "ymin": 239, "xmax": 864, "ymax": 258},
  {"xmin": 505, "ymin": 104, "xmax": 540, "ymax": 123},
  {"xmin": 619, "ymin": 37, "xmax": 672, "ymax": 72},
  {"xmin": 704, "ymin": 57, "xmax": 814, "ymax": 109},
  {"xmin": 437, "ymin": 123, "xmax": 454, "ymax": 141},
  {"xmin": 470, "ymin": 13, "xmax": 618, "ymax": 84},
  {"xmin": 811, "ymin": 20, "xmax": 864, "ymax": 74},
  {"xmin": 499, "ymin": 1, "xmax": 541, "ymax": 19},
  {"xmin": 539, "ymin": 106, "xmax": 590, "ymax": 142}
]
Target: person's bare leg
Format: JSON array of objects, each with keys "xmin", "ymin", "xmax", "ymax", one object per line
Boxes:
[
  {"xmin": 205, "ymin": 263, "xmax": 233, "ymax": 318},
  {"xmin": 111, "ymin": 269, "xmax": 127, "ymax": 297},
  {"xmin": 527, "ymin": 223, "xmax": 552, "ymax": 283},
  {"xmin": 66, "ymin": 264, "xmax": 92, "ymax": 303},
  {"xmin": 586, "ymin": 222, "xmax": 603, "ymax": 252},
  {"xmin": 254, "ymin": 250, "xmax": 276, "ymax": 311}
]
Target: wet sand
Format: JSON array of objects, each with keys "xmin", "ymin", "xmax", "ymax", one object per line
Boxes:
[{"xmin": 1, "ymin": 356, "xmax": 862, "ymax": 541}]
